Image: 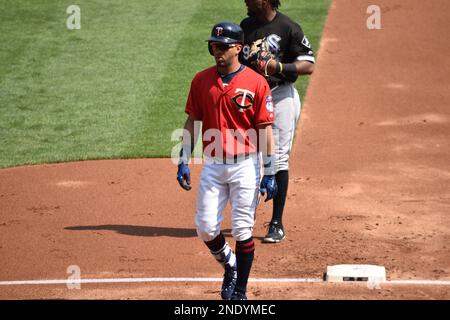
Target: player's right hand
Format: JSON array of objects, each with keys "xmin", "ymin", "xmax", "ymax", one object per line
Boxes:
[
  {"xmin": 177, "ymin": 163, "xmax": 192, "ymax": 191},
  {"xmin": 260, "ymin": 175, "xmax": 277, "ymax": 202}
]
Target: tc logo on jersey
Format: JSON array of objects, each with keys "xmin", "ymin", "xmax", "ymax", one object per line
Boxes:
[
  {"xmin": 215, "ymin": 27, "xmax": 224, "ymax": 37},
  {"xmin": 232, "ymin": 88, "xmax": 255, "ymax": 112}
]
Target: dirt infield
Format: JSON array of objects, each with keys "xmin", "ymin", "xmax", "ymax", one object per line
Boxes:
[{"xmin": 1, "ymin": 0, "xmax": 449, "ymax": 299}]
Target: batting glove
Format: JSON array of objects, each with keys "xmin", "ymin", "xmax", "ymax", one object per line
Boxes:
[
  {"xmin": 260, "ymin": 175, "xmax": 277, "ymax": 202},
  {"xmin": 177, "ymin": 163, "xmax": 192, "ymax": 191}
]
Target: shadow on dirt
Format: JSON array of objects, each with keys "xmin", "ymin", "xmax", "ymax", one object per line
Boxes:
[
  {"xmin": 65, "ymin": 225, "xmax": 266, "ymax": 241},
  {"xmin": 65, "ymin": 225, "xmax": 198, "ymax": 238}
]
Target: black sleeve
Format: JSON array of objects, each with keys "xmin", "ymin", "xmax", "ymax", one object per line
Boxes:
[{"xmin": 289, "ymin": 23, "xmax": 315, "ymax": 63}]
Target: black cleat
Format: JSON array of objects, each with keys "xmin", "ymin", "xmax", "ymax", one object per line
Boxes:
[
  {"xmin": 221, "ymin": 266, "xmax": 237, "ymax": 300},
  {"xmin": 230, "ymin": 290, "xmax": 248, "ymax": 300},
  {"xmin": 263, "ymin": 221, "xmax": 285, "ymax": 243}
]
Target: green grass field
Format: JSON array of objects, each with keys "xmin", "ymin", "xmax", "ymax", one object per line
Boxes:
[{"xmin": 0, "ymin": 0, "xmax": 331, "ymax": 168}]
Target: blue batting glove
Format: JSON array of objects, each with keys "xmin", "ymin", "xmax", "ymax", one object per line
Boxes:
[
  {"xmin": 177, "ymin": 163, "xmax": 192, "ymax": 191},
  {"xmin": 260, "ymin": 175, "xmax": 277, "ymax": 202}
]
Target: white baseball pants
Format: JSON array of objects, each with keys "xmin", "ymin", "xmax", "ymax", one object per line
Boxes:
[
  {"xmin": 271, "ymin": 83, "xmax": 302, "ymax": 172},
  {"xmin": 195, "ymin": 154, "xmax": 261, "ymax": 242}
]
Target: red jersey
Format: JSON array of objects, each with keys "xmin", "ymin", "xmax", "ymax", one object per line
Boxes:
[{"xmin": 185, "ymin": 65, "xmax": 274, "ymax": 158}]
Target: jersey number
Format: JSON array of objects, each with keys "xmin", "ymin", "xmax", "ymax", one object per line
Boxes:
[{"xmin": 242, "ymin": 45, "xmax": 250, "ymax": 60}]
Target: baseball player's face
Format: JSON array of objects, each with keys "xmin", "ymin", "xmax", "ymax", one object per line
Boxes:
[
  {"xmin": 211, "ymin": 42, "xmax": 242, "ymax": 67},
  {"xmin": 245, "ymin": 0, "xmax": 265, "ymax": 16}
]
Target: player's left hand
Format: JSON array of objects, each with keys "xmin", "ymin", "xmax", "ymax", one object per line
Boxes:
[
  {"xmin": 260, "ymin": 175, "xmax": 277, "ymax": 202},
  {"xmin": 177, "ymin": 163, "xmax": 192, "ymax": 191},
  {"xmin": 253, "ymin": 51, "xmax": 274, "ymax": 74}
]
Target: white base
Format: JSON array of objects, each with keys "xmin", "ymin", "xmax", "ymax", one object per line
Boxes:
[{"xmin": 325, "ymin": 264, "xmax": 386, "ymax": 283}]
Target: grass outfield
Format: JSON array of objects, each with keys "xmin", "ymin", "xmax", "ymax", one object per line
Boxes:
[{"xmin": 0, "ymin": 0, "xmax": 331, "ymax": 168}]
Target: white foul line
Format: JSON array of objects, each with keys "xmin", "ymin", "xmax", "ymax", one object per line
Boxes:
[
  {"xmin": 0, "ymin": 277, "xmax": 450, "ymax": 286},
  {"xmin": 387, "ymin": 280, "xmax": 450, "ymax": 285},
  {"xmin": 0, "ymin": 277, "xmax": 322, "ymax": 286}
]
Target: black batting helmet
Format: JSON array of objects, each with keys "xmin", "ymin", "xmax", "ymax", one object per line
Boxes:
[{"xmin": 207, "ymin": 21, "xmax": 244, "ymax": 55}]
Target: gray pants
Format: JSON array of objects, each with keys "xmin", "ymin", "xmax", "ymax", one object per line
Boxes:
[{"xmin": 272, "ymin": 83, "xmax": 301, "ymax": 172}]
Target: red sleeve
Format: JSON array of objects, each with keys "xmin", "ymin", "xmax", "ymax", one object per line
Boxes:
[
  {"xmin": 185, "ymin": 76, "xmax": 202, "ymax": 120},
  {"xmin": 255, "ymin": 80, "xmax": 275, "ymax": 125}
]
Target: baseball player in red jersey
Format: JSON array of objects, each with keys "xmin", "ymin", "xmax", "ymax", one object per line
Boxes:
[{"xmin": 176, "ymin": 21, "xmax": 277, "ymax": 300}]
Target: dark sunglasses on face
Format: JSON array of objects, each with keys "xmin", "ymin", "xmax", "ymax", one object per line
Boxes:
[{"xmin": 211, "ymin": 42, "xmax": 237, "ymax": 51}]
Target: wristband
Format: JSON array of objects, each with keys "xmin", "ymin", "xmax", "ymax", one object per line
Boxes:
[
  {"xmin": 179, "ymin": 145, "xmax": 191, "ymax": 165},
  {"xmin": 262, "ymin": 154, "xmax": 276, "ymax": 175},
  {"xmin": 279, "ymin": 62, "xmax": 298, "ymax": 82},
  {"xmin": 278, "ymin": 62, "xmax": 283, "ymax": 74}
]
